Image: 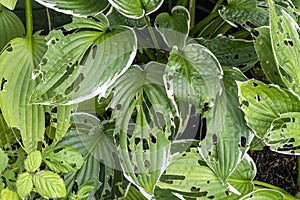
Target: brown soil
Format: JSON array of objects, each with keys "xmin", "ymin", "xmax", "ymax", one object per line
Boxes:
[{"xmin": 249, "ymin": 147, "xmax": 299, "ymax": 195}]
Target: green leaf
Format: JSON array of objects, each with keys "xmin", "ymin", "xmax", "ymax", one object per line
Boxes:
[
  {"xmin": 24, "ymin": 151, "xmax": 42, "ymax": 173},
  {"xmin": 269, "ymin": 0, "xmax": 300, "ymax": 95},
  {"xmin": 0, "ymin": 188, "xmax": 19, "ymax": 200},
  {"xmin": 265, "ymin": 112, "xmax": 300, "ymax": 154},
  {"xmin": 33, "ymin": 170, "xmax": 66, "ymax": 198},
  {"xmin": 228, "ymin": 154, "xmax": 256, "ymax": 198},
  {"xmin": 0, "ymin": 6, "xmax": 24, "ymax": 51},
  {"xmin": 107, "ymin": 8, "xmax": 146, "ymax": 29},
  {"xmin": 77, "ymin": 182, "xmax": 95, "ymax": 199},
  {"xmin": 0, "ymin": 35, "xmax": 47, "ymax": 153},
  {"xmin": 155, "ymin": 6, "xmax": 190, "ymax": 48},
  {"xmin": 200, "ymin": 68, "xmax": 252, "ymax": 182},
  {"xmin": 252, "ymin": 26, "xmax": 284, "ymax": 86},
  {"xmin": 108, "ymin": 0, "xmax": 163, "ymax": 19},
  {"xmin": 16, "ymin": 172, "xmax": 33, "ymax": 198},
  {"xmin": 157, "ymin": 149, "xmax": 231, "ymax": 199},
  {"xmin": 32, "ymin": 16, "xmax": 137, "ymax": 105},
  {"xmin": 0, "ymin": 148, "xmax": 8, "ymax": 174},
  {"xmin": 109, "ymin": 62, "xmax": 175, "ymax": 194},
  {"xmin": 43, "ymin": 147, "xmax": 84, "ymax": 173},
  {"xmin": 219, "ymin": 0, "xmax": 268, "ymax": 28},
  {"xmin": 240, "ymin": 189, "xmax": 284, "ymax": 199},
  {"xmin": 118, "ymin": 184, "xmax": 147, "ymax": 200},
  {"xmin": 166, "ymin": 44, "xmax": 223, "ymax": 112},
  {"xmin": 34, "ymin": 0, "xmax": 108, "ymax": 16},
  {"xmin": 0, "ymin": 0, "xmax": 17, "ymax": 10},
  {"xmin": 52, "ymin": 105, "xmax": 72, "ymax": 145},
  {"xmin": 57, "ymin": 116, "xmax": 113, "ymax": 199},
  {"xmin": 197, "ymin": 36, "xmax": 258, "ymax": 70},
  {"xmin": 238, "ymin": 79, "xmax": 300, "ymax": 138}
]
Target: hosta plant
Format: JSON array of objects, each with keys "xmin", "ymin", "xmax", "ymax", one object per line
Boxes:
[{"xmin": 0, "ymin": 0, "xmax": 300, "ymax": 199}]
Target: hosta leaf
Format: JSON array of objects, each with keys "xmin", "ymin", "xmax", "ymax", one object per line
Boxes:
[
  {"xmin": 265, "ymin": 112, "xmax": 300, "ymax": 154},
  {"xmin": 52, "ymin": 105, "xmax": 72, "ymax": 145},
  {"xmin": 252, "ymin": 26, "xmax": 284, "ymax": 86},
  {"xmin": 0, "ymin": 148, "xmax": 8, "ymax": 174},
  {"xmin": 118, "ymin": 184, "xmax": 147, "ymax": 200},
  {"xmin": 34, "ymin": 0, "xmax": 108, "ymax": 16},
  {"xmin": 166, "ymin": 44, "xmax": 223, "ymax": 112},
  {"xmin": 0, "ymin": 188, "xmax": 19, "ymax": 200},
  {"xmin": 157, "ymin": 149, "xmax": 231, "ymax": 199},
  {"xmin": 107, "ymin": 8, "xmax": 146, "ymax": 28},
  {"xmin": 269, "ymin": 0, "xmax": 300, "ymax": 95},
  {"xmin": 108, "ymin": 0, "xmax": 163, "ymax": 19},
  {"xmin": 109, "ymin": 62, "xmax": 175, "ymax": 194},
  {"xmin": 43, "ymin": 147, "xmax": 84, "ymax": 173},
  {"xmin": 200, "ymin": 68, "xmax": 252, "ymax": 182},
  {"xmin": 0, "ymin": 34, "xmax": 47, "ymax": 153},
  {"xmin": 0, "ymin": 6, "xmax": 24, "ymax": 51},
  {"xmin": 155, "ymin": 6, "xmax": 190, "ymax": 48},
  {"xmin": 238, "ymin": 79, "xmax": 300, "ymax": 138},
  {"xmin": 16, "ymin": 172, "xmax": 33, "ymax": 198},
  {"xmin": 228, "ymin": 154, "xmax": 256, "ymax": 199},
  {"xmin": 197, "ymin": 36, "xmax": 258, "ymax": 69},
  {"xmin": 219, "ymin": 0, "xmax": 268, "ymax": 28},
  {"xmin": 58, "ymin": 114, "xmax": 115, "ymax": 199},
  {"xmin": 33, "ymin": 16, "xmax": 137, "ymax": 105},
  {"xmin": 24, "ymin": 151, "xmax": 42, "ymax": 172},
  {"xmin": 33, "ymin": 170, "xmax": 66, "ymax": 198},
  {"xmin": 240, "ymin": 189, "xmax": 284, "ymax": 199},
  {"xmin": 32, "ymin": 16, "xmax": 108, "ymax": 103},
  {"xmin": 0, "ymin": 0, "xmax": 17, "ymax": 10}
]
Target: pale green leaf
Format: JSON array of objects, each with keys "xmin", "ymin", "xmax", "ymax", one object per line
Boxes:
[
  {"xmin": 0, "ymin": 35, "xmax": 47, "ymax": 153},
  {"xmin": 52, "ymin": 105, "xmax": 72, "ymax": 145},
  {"xmin": 228, "ymin": 154, "xmax": 256, "ymax": 199},
  {"xmin": 219, "ymin": 0, "xmax": 268, "ymax": 28},
  {"xmin": 265, "ymin": 112, "xmax": 300, "ymax": 154},
  {"xmin": 157, "ymin": 149, "xmax": 231, "ymax": 199},
  {"xmin": 0, "ymin": 0, "xmax": 17, "ymax": 10},
  {"xmin": 43, "ymin": 147, "xmax": 84, "ymax": 173},
  {"xmin": 34, "ymin": 0, "xmax": 108, "ymax": 16},
  {"xmin": 240, "ymin": 189, "xmax": 284, "ymax": 199},
  {"xmin": 118, "ymin": 184, "xmax": 147, "ymax": 200},
  {"xmin": 0, "ymin": 188, "xmax": 19, "ymax": 200},
  {"xmin": 269, "ymin": 0, "xmax": 300, "ymax": 95},
  {"xmin": 32, "ymin": 17, "xmax": 137, "ymax": 105},
  {"xmin": 200, "ymin": 68, "xmax": 252, "ymax": 182},
  {"xmin": 109, "ymin": 62, "xmax": 175, "ymax": 194},
  {"xmin": 252, "ymin": 26, "xmax": 284, "ymax": 86},
  {"xmin": 16, "ymin": 172, "xmax": 33, "ymax": 198},
  {"xmin": 155, "ymin": 6, "xmax": 190, "ymax": 48},
  {"xmin": 0, "ymin": 149, "xmax": 8, "ymax": 174},
  {"xmin": 24, "ymin": 151, "xmax": 42, "ymax": 172},
  {"xmin": 197, "ymin": 36, "xmax": 258, "ymax": 69},
  {"xmin": 33, "ymin": 170, "xmax": 66, "ymax": 198},
  {"xmin": 58, "ymin": 116, "xmax": 113, "ymax": 199},
  {"xmin": 166, "ymin": 44, "xmax": 223, "ymax": 112},
  {"xmin": 107, "ymin": 8, "xmax": 146, "ymax": 28},
  {"xmin": 0, "ymin": 7, "xmax": 24, "ymax": 51},
  {"xmin": 108, "ymin": 0, "xmax": 163, "ymax": 19},
  {"xmin": 238, "ymin": 79, "xmax": 300, "ymax": 138}
]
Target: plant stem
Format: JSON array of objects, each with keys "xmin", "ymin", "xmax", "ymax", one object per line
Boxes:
[
  {"xmin": 189, "ymin": 0, "xmax": 195, "ymax": 28},
  {"xmin": 211, "ymin": 0, "xmax": 224, "ymax": 14},
  {"xmin": 297, "ymin": 156, "xmax": 300, "ymax": 191},
  {"xmin": 46, "ymin": 8, "xmax": 52, "ymax": 33},
  {"xmin": 25, "ymin": 0, "xmax": 33, "ymax": 38},
  {"xmin": 253, "ymin": 180, "xmax": 296, "ymax": 199},
  {"xmin": 144, "ymin": 16, "xmax": 161, "ymax": 59}
]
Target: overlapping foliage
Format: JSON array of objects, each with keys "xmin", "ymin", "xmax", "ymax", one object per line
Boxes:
[{"xmin": 0, "ymin": 0, "xmax": 299, "ymax": 199}]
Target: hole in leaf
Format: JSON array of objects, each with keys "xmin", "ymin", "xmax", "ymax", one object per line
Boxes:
[
  {"xmin": 150, "ymin": 134, "xmax": 157, "ymax": 144},
  {"xmin": 202, "ymin": 102, "xmax": 209, "ymax": 112},
  {"xmin": 255, "ymin": 95, "xmax": 261, "ymax": 101},
  {"xmin": 198, "ymin": 160, "xmax": 206, "ymax": 166},
  {"xmin": 251, "ymin": 82, "xmax": 258, "ymax": 87},
  {"xmin": 135, "ymin": 138, "xmax": 141, "ymax": 145},
  {"xmin": 252, "ymin": 30, "xmax": 260, "ymax": 37},
  {"xmin": 1, "ymin": 78, "xmax": 7, "ymax": 91},
  {"xmin": 234, "ymin": 54, "xmax": 239, "ymax": 59},
  {"xmin": 207, "ymin": 180, "xmax": 210, "ymax": 184},
  {"xmin": 92, "ymin": 45, "xmax": 97, "ymax": 59},
  {"xmin": 41, "ymin": 58, "xmax": 48, "ymax": 66},
  {"xmin": 51, "ymin": 107, "xmax": 57, "ymax": 113},
  {"xmin": 116, "ymin": 104, "xmax": 122, "ymax": 110},
  {"xmin": 191, "ymin": 186, "xmax": 200, "ymax": 192},
  {"xmin": 6, "ymin": 44, "xmax": 13, "ymax": 52},
  {"xmin": 212, "ymin": 134, "xmax": 218, "ymax": 144},
  {"xmin": 241, "ymin": 136, "xmax": 246, "ymax": 147}
]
